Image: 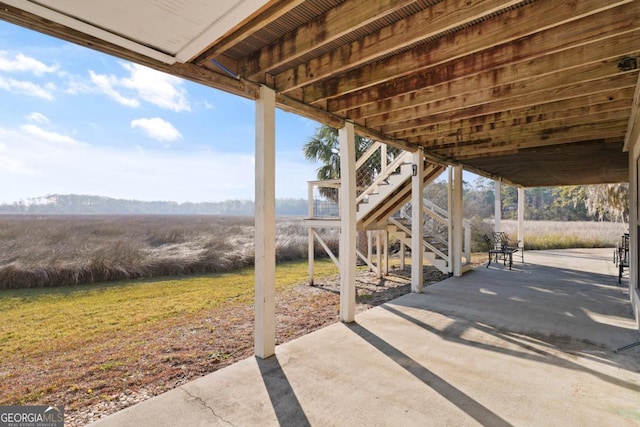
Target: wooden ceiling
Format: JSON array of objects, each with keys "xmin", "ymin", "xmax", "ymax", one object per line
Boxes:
[{"xmin": 1, "ymin": 0, "xmax": 638, "ymax": 187}]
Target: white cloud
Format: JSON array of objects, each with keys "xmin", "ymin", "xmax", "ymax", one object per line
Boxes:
[
  {"xmin": 121, "ymin": 63, "xmax": 190, "ymax": 112},
  {"xmin": 26, "ymin": 112, "xmax": 50, "ymax": 124},
  {"xmin": 131, "ymin": 117, "xmax": 181, "ymax": 143},
  {"xmin": 0, "ymin": 124, "xmax": 262, "ymax": 202},
  {"xmin": 0, "ymin": 123, "xmax": 319, "ymax": 203},
  {"xmin": 20, "ymin": 124, "xmax": 84, "ymax": 147},
  {"xmin": 0, "ymin": 52, "xmax": 58, "ymax": 75},
  {"xmin": 0, "ymin": 77, "xmax": 54, "ymax": 100},
  {"xmin": 89, "ymin": 70, "xmax": 139, "ymax": 107},
  {"xmin": 88, "ymin": 63, "xmax": 190, "ymax": 111}
]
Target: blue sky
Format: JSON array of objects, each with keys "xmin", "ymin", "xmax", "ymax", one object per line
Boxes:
[{"xmin": 0, "ymin": 21, "xmax": 323, "ymax": 203}]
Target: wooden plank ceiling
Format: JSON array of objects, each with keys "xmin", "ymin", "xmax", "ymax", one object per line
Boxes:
[{"xmin": 1, "ymin": 0, "xmax": 638, "ymax": 187}]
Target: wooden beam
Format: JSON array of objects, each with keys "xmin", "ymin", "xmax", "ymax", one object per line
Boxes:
[
  {"xmin": 0, "ymin": 0, "xmax": 410, "ymax": 151},
  {"xmin": 389, "ymin": 95, "xmax": 633, "ymax": 138},
  {"xmin": 276, "ymin": 0, "xmax": 633, "ymax": 95},
  {"xmin": 241, "ymin": 0, "xmax": 421, "ymax": 80},
  {"xmin": 195, "ymin": 0, "xmax": 306, "ymax": 66},
  {"xmin": 275, "ymin": 0, "xmax": 543, "ymax": 93},
  {"xmin": 454, "ymin": 136, "xmax": 625, "ymax": 160},
  {"xmin": 408, "ymin": 108, "xmax": 632, "ymax": 145},
  {"xmin": 364, "ymin": 72, "xmax": 639, "ymax": 129},
  {"xmin": 434, "ymin": 123, "xmax": 628, "ymax": 158},
  {"xmin": 328, "ymin": 24, "xmax": 640, "ymax": 113},
  {"xmin": 459, "ymin": 164, "xmax": 521, "ymax": 187},
  {"xmin": 382, "ymin": 87, "xmax": 635, "ymax": 134},
  {"xmin": 357, "ymin": 59, "xmax": 637, "ymax": 126},
  {"xmin": 624, "ymin": 72, "xmax": 640, "ymax": 151}
]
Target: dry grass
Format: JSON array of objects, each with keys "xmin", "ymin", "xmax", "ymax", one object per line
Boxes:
[
  {"xmin": 0, "ymin": 259, "xmax": 342, "ymax": 424},
  {"xmin": 0, "ymin": 215, "xmax": 339, "ymax": 289},
  {"xmin": 0, "ymin": 215, "xmax": 626, "ymax": 288},
  {"xmin": 0, "ymin": 215, "xmax": 624, "ymax": 424},
  {"xmin": 468, "ymin": 218, "xmax": 626, "ymax": 252},
  {"xmin": 499, "ymin": 219, "xmax": 627, "ymax": 250},
  {"xmin": 0, "ymin": 259, "xmax": 445, "ymax": 426}
]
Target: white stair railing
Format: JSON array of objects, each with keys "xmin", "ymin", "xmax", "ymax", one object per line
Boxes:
[{"xmin": 356, "ymin": 152, "xmax": 412, "ymax": 205}]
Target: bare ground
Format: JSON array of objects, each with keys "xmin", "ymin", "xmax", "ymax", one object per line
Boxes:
[{"xmin": 50, "ymin": 265, "xmax": 446, "ymax": 426}]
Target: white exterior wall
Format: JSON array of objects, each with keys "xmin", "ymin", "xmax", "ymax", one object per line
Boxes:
[{"xmin": 630, "ymin": 128, "xmax": 640, "ymax": 328}]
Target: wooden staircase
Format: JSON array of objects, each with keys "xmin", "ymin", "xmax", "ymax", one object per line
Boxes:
[
  {"xmin": 305, "ymin": 142, "xmax": 470, "ymax": 276},
  {"xmin": 386, "ymin": 218, "xmax": 449, "ymax": 273}
]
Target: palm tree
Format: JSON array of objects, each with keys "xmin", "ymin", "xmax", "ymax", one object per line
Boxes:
[
  {"xmin": 303, "ymin": 125, "xmax": 342, "ymax": 181},
  {"xmin": 303, "ymin": 125, "xmax": 378, "ymax": 202}
]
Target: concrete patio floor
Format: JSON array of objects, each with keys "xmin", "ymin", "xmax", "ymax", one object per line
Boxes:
[{"xmin": 92, "ymin": 248, "xmax": 640, "ymax": 426}]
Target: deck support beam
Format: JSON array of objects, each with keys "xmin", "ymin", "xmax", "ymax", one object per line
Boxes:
[
  {"xmin": 452, "ymin": 166, "xmax": 463, "ymax": 277},
  {"xmin": 494, "ymin": 180, "xmax": 502, "ymax": 233},
  {"xmin": 254, "ymin": 85, "xmax": 276, "ymax": 359},
  {"xmin": 629, "ymin": 103, "xmax": 640, "ymax": 328},
  {"xmin": 518, "ymin": 187, "xmax": 525, "ymax": 250},
  {"xmin": 339, "ymin": 121, "xmax": 357, "ymax": 323},
  {"xmin": 411, "ymin": 148, "xmax": 424, "ymax": 292}
]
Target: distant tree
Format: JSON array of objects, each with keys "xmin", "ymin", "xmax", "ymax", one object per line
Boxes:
[
  {"xmin": 584, "ymin": 183, "xmax": 628, "ymax": 223},
  {"xmin": 463, "ymin": 176, "xmax": 494, "ymax": 218},
  {"xmin": 303, "ymin": 125, "xmax": 342, "ymax": 181},
  {"xmin": 303, "ymin": 124, "xmax": 377, "ymax": 200}
]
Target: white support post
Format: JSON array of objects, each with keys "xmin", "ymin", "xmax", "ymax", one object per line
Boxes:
[
  {"xmin": 412, "ymin": 149, "xmax": 425, "ymax": 293},
  {"xmin": 447, "ymin": 167, "xmax": 453, "ymax": 275},
  {"xmin": 518, "ymin": 187, "xmax": 525, "ymax": 250},
  {"xmin": 376, "ymin": 230, "xmax": 382, "ymax": 279},
  {"xmin": 308, "ymin": 227, "xmax": 315, "ymax": 286},
  {"xmin": 367, "ymin": 231, "xmax": 373, "ymax": 272},
  {"xmin": 308, "ymin": 183, "xmax": 315, "ymax": 285},
  {"xmin": 629, "ymin": 120, "xmax": 640, "ymax": 326},
  {"xmin": 400, "ymin": 242, "xmax": 405, "ymax": 270},
  {"xmin": 452, "ymin": 166, "xmax": 463, "ymax": 277},
  {"xmin": 381, "ymin": 144, "xmax": 388, "ymax": 177},
  {"xmin": 464, "ymin": 223, "xmax": 471, "ymax": 264},
  {"xmin": 383, "ymin": 230, "xmax": 389, "ymax": 275},
  {"xmin": 494, "ymin": 180, "xmax": 502, "ymax": 233},
  {"xmin": 339, "ymin": 121, "xmax": 357, "ymax": 323},
  {"xmin": 254, "ymin": 86, "xmax": 276, "ymax": 359}
]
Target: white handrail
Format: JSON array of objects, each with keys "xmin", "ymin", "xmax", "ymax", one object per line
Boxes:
[
  {"xmin": 356, "ymin": 151, "xmax": 412, "ymax": 204},
  {"xmin": 388, "ymin": 217, "xmax": 448, "ymax": 261},
  {"xmin": 355, "ymin": 141, "xmax": 382, "ymax": 170}
]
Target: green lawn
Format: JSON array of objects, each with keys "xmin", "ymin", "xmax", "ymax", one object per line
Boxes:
[{"xmin": 0, "ymin": 259, "xmax": 338, "ymax": 359}]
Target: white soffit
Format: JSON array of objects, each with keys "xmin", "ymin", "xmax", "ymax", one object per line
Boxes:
[{"xmin": 7, "ymin": 0, "xmax": 270, "ymax": 64}]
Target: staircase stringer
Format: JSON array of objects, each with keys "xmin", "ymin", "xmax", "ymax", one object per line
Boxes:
[{"xmin": 359, "ymin": 162, "xmax": 445, "ymax": 230}]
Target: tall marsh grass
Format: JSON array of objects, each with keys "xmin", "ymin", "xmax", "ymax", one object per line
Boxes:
[
  {"xmin": 0, "ymin": 215, "xmax": 339, "ymax": 289},
  {"xmin": 480, "ymin": 219, "xmax": 627, "ymax": 251},
  {"xmin": 0, "ymin": 215, "xmax": 627, "ymax": 289}
]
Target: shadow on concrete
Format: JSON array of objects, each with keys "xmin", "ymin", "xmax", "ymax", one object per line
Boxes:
[
  {"xmin": 382, "ymin": 251, "xmax": 640, "ymax": 381},
  {"xmin": 256, "ymin": 356, "xmax": 311, "ymax": 427},
  {"xmin": 382, "ymin": 304, "xmax": 640, "ymax": 393},
  {"xmin": 347, "ymin": 322, "xmax": 514, "ymax": 427}
]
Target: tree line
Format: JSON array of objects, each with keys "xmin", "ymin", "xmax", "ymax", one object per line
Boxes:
[
  {"xmin": 424, "ymin": 177, "xmax": 628, "ymax": 223},
  {"xmin": 0, "ymin": 194, "xmax": 309, "ymax": 216}
]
